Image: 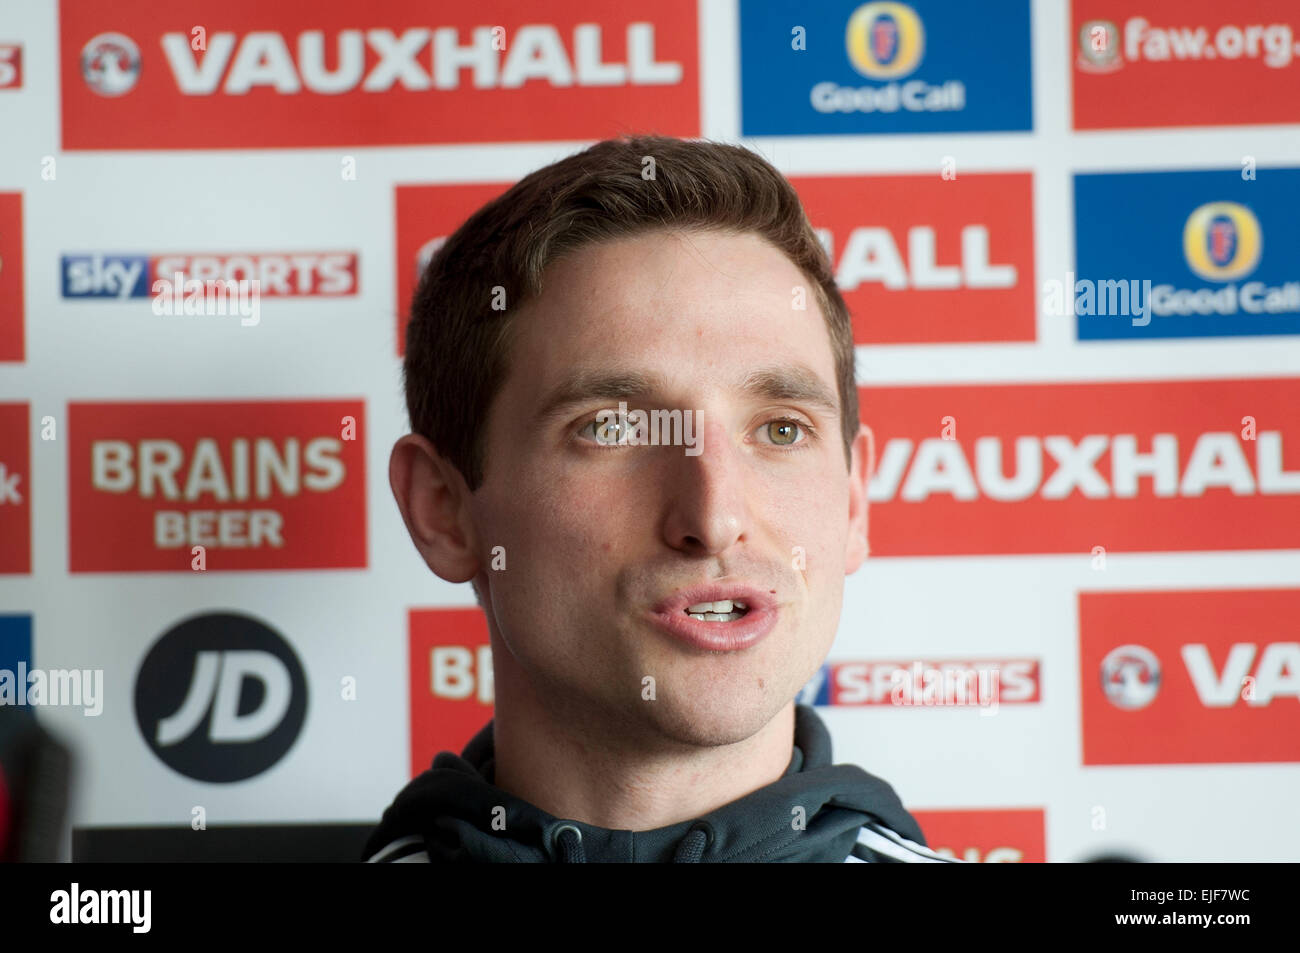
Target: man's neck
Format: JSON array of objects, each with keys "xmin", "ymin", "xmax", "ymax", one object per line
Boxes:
[{"xmin": 490, "ymin": 679, "xmax": 797, "ymax": 831}]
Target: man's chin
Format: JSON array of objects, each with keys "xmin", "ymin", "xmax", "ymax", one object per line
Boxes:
[{"xmin": 633, "ymin": 690, "xmax": 789, "ymax": 749}]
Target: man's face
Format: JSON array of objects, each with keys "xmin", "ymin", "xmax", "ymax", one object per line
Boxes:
[{"xmin": 469, "ymin": 228, "xmax": 866, "ymax": 748}]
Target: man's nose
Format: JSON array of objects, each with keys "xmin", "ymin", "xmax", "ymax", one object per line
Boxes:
[{"xmin": 659, "ymin": 415, "xmax": 749, "ymax": 556}]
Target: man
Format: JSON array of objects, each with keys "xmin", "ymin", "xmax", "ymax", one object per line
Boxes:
[{"xmin": 366, "ymin": 135, "xmax": 953, "ymax": 863}]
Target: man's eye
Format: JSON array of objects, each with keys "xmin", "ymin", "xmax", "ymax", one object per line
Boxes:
[
  {"xmin": 580, "ymin": 417, "xmax": 626, "ymax": 445},
  {"xmin": 762, "ymin": 418, "xmax": 811, "ymax": 447}
]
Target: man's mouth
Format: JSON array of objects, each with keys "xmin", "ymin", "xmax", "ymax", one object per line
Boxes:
[
  {"xmin": 650, "ymin": 585, "xmax": 778, "ymax": 651},
  {"xmin": 684, "ymin": 599, "xmax": 750, "ymax": 622}
]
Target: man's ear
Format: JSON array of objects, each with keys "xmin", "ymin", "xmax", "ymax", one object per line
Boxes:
[
  {"xmin": 389, "ymin": 434, "xmax": 482, "ymax": 584},
  {"xmin": 844, "ymin": 423, "xmax": 874, "ymax": 575}
]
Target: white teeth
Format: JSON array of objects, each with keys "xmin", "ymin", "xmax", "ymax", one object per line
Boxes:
[
  {"xmin": 683, "ymin": 598, "xmax": 751, "ymax": 623},
  {"xmin": 686, "ymin": 599, "xmax": 740, "ymax": 614},
  {"xmin": 689, "ymin": 610, "xmax": 745, "ymax": 622}
]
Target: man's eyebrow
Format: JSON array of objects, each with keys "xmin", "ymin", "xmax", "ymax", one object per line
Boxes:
[
  {"xmin": 533, "ymin": 370, "xmax": 670, "ymax": 423},
  {"xmin": 531, "ymin": 364, "xmax": 840, "ymax": 423},
  {"xmin": 738, "ymin": 364, "xmax": 841, "ymax": 416}
]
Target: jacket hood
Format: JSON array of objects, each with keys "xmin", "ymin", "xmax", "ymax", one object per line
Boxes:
[{"xmin": 363, "ymin": 704, "xmax": 925, "ymax": 863}]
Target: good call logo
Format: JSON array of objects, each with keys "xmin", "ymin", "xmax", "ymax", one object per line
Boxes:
[
  {"xmin": 1183, "ymin": 201, "xmax": 1262, "ymax": 282},
  {"xmin": 846, "ymin": 2, "xmax": 925, "ymax": 79}
]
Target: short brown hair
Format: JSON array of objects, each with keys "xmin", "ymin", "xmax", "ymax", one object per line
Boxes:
[{"xmin": 403, "ymin": 135, "xmax": 858, "ymax": 490}]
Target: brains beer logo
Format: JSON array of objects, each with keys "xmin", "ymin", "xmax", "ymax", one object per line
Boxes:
[
  {"xmin": 846, "ymin": 2, "xmax": 925, "ymax": 79},
  {"xmin": 1183, "ymin": 201, "xmax": 1262, "ymax": 282},
  {"xmin": 68, "ymin": 400, "xmax": 366, "ymax": 572}
]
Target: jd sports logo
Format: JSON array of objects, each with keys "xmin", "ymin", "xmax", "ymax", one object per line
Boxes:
[{"xmin": 134, "ymin": 612, "xmax": 308, "ymax": 782}]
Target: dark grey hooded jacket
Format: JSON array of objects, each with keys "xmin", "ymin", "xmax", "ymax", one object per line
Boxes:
[{"xmin": 364, "ymin": 704, "xmax": 955, "ymax": 863}]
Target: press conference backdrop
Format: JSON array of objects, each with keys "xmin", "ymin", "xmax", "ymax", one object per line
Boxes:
[{"xmin": 1, "ymin": 0, "xmax": 1299, "ymax": 863}]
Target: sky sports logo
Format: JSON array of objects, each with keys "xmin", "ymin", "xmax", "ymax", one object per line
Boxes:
[
  {"xmin": 799, "ymin": 658, "xmax": 1040, "ymax": 711},
  {"xmin": 1075, "ymin": 167, "xmax": 1300, "ymax": 339},
  {"xmin": 740, "ymin": 0, "xmax": 1031, "ymax": 135},
  {"xmin": 59, "ymin": 0, "xmax": 698, "ymax": 149},
  {"xmin": 60, "ymin": 252, "xmax": 358, "ymax": 301}
]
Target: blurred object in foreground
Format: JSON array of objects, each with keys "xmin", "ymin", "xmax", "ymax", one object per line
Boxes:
[{"xmin": 0, "ymin": 707, "xmax": 72, "ymax": 861}]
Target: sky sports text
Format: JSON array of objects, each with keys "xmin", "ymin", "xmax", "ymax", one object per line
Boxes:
[
  {"xmin": 50, "ymin": 884, "xmax": 150, "ymax": 933},
  {"xmin": 798, "ymin": 659, "xmax": 1037, "ymax": 713},
  {"xmin": 60, "ymin": 252, "xmax": 357, "ymax": 301}
]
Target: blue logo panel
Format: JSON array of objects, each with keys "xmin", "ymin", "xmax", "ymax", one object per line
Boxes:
[
  {"xmin": 1075, "ymin": 168, "xmax": 1300, "ymax": 340},
  {"xmin": 0, "ymin": 614, "xmax": 33, "ymax": 711},
  {"xmin": 740, "ymin": 0, "xmax": 1032, "ymax": 135},
  {"xmin": 61, "ymin": 254, "xmax": 151, "ymax": 299}
]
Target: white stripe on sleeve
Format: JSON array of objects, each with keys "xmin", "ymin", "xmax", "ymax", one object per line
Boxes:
[
  {"xmin": 366, "ymin": 835, "xmax": 426, "ymax": 863},
  {"xmin": 862, "ymin": 821, "xmax": 963, "ymax": 863}
]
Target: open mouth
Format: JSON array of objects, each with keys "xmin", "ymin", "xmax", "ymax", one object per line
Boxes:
[
  {"xmin": 684, "ymin": 599, "xmax": 750, "ymax": 623},
  {"xmin": 651, "ymin": 587, "xmax": 777, "ymax": 651}
]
